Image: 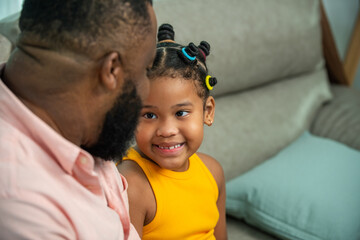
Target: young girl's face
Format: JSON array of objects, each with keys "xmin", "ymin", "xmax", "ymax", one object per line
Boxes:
[{"xmin": 135, "ymin": 76, "xmax": 214, "ymax": 172}]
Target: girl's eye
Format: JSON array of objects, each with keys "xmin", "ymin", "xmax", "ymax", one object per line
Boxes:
[
  {"xmin": 143, "ymin": 113, "xmax": 157, "ymax": 119},
  {"xmin": 175, "ymin": 111, "xmax": 189, "ymax": 117}
]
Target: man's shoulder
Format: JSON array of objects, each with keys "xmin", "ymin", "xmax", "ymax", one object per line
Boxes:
[
  {"xmin": 0, "ymin": 118, "xmax": 37, "ymax": 159},
  {"xmin": 0, "ymin": 119, "xmax": 25, "ymax": 156},
  {"xmin": 0, "ymin": 118, "xmax": 50, "ymax": 197}
]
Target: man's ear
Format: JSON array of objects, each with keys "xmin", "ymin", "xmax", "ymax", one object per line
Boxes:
[
  {"xmin": 100, "ymin": 52, "xmax": 124, "ymax": 90},
  {"xmin": 204, "ymin": 96, "xmax": 215, "ymax": 126}
]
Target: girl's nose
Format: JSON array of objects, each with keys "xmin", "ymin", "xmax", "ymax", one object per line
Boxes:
[{"xmin": 156, "ymin": 119, "xmax": 178, "ymax": 137}]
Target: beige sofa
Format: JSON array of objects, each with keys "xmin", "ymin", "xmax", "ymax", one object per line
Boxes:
[
  {"xmin": 153, "ymin": 0, "xmax": 360, "ymax": 239},
  {"xmin": 2, "ymin": 1, "xmax": 360, "ymax": 239}
]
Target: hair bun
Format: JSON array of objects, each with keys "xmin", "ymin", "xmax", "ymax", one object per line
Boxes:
[
  {"xmin": 209, "ymin": 77, "xmax": 217, "ymax": 87},
  {"xmin": 198, "ymin": 41, "xmax": 210, "ymax": 56},
  {"xmin": 158, "ymin": 23, "xmax": 175, "ymax": 42},
  {"xmin": 178, "ymin": 42, "xmax": 199, "ymax": 64},
  {"xmin": 185, "ymin": 42, "xmax": 199, "ymax": 58}
]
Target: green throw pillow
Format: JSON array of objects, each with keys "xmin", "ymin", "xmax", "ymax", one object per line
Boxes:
[{"xmin": 226, "ymin": 131, "xmax": 360, "ymax": 240}]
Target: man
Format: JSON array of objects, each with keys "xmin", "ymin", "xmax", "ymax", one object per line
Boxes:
[{"xmin": 0, "ymin": 0, "xmax": 157, "ymax": 239}]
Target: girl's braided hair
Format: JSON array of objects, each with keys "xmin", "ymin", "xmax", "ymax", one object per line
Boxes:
[{"xmin": 148, "ymin": 23, "xmax": 217, "ymax": 102}]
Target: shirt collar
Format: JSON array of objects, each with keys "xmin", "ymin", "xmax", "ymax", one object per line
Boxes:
[{"xmin": 0, "ymin": 64, "xmax": 90, "ymax": 174}]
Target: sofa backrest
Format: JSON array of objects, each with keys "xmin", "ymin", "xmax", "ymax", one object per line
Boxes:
[{"xmin": 154, "ymin": 0, "xmax": 324, "ymax": 97}]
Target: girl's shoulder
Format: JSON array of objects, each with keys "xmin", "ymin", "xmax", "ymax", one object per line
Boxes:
[
  {"xmin": 196, "ymin": 152, "xmax": 225, "ymax": 188},
  {"xmin": 117, "ymin": 159, "xmax": 147, "ymax": 184},
  {"xmin": 117, "ymin": 147, "xmax": 149, "ymax": 184}
]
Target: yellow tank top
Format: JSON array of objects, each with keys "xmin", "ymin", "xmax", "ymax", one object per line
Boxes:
[{"xmin": 123, "ymin": 148, "xmax": 219, "ymax": 240}]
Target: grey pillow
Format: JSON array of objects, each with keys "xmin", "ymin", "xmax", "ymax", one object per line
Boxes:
[{"xmin": 311, "ymin": 85, "xmax": 360, "ymax": 150}]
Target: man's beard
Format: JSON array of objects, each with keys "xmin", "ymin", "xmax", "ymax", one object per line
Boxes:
[{"xmin": 82, "ymin": 80, "xmax": 142, "ymax": 162}]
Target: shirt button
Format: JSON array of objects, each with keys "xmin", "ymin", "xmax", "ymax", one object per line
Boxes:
[{"xmin": 80, "ymin": 157, "xmax": 87, "ymax": 164}]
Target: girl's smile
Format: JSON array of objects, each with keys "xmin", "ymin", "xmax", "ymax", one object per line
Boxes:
[{"xmin": 153, "ymin": 142, "xmax": 185, "ymax": 157}]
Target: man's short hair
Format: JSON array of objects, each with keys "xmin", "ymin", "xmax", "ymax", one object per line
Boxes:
[{"xmin": 19, "ymin": 0, "xmax": 153, "ymax": 58}]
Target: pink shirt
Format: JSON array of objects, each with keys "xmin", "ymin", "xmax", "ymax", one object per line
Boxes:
[{"xmin": 0, "ymin": 64, "xmax": 140, "ymax": 240}]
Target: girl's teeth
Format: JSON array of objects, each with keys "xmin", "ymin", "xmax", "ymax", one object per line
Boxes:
[{"xmin": 159, "ymin": 144, "xmax": 182, "ymax": 149}]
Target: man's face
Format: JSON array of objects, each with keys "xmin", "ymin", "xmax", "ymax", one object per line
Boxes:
[
  {"xmin": 83, "ymin": 4, "xmax": 157, "ymax": 161},
  {"xmin": 83, "ymin": 80, "xmax": 142, "ymax": 161}
]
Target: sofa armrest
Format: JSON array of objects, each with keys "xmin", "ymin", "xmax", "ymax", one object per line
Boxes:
[{"xmin": 310, "ymin": 85, "xmax": 360, "ymax": 150}]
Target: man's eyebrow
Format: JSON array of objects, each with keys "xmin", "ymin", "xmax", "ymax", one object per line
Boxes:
[{"xmin": 172, "ymin": 101, "xmax": 193, "ymax": 108}]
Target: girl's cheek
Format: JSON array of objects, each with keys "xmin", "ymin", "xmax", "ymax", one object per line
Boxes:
[
  {"xmin": 184, "ymin": 122, "xmax": 204, "ymax": 141},
  {"xmin": 138, "ymin": 124, "xmax": 155, "ymax": 139}
]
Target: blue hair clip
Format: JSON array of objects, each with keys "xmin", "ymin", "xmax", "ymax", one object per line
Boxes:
[{"xmin": 182, "ymin": 47, "xmax": 196, "ymax": 61}]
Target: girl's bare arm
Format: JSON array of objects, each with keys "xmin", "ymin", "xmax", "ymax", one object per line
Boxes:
[{"xmin": 198, "ymin": 152, "xmax": 228, "ymax": 240}]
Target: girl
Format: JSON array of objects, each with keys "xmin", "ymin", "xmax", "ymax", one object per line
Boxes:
[{"xmin": 118, "ymin": 24, "xmax": 227, "ymax": 240}]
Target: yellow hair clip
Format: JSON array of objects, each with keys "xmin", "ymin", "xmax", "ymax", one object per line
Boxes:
[{"xmin": 205, "ymin": 75, "xmax": 214, "ymax": 91}]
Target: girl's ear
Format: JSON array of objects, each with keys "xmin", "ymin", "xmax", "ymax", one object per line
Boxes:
[
  {"xmin": 99, "ymin": 51, "xmax": 124, "ymax": 91},
  {"xmin": 204, "ymin": 96, "xmax": 215, "ymax": 126}
]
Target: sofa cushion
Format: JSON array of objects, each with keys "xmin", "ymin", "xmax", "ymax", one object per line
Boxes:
[
  {"xmin": 199, "ymin": 68, "xmax": 332, "ymax": 180},
  {"xmin": 226, "ymin": 131, "xmax": 360, "ymax": 240},
  {"xmin": 154, "ymin": 0, "xmax": 324, "ymax": 96},
  {"xmin": 311, "ymin": 85, "xmax": 360, "ymax": 150}
]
